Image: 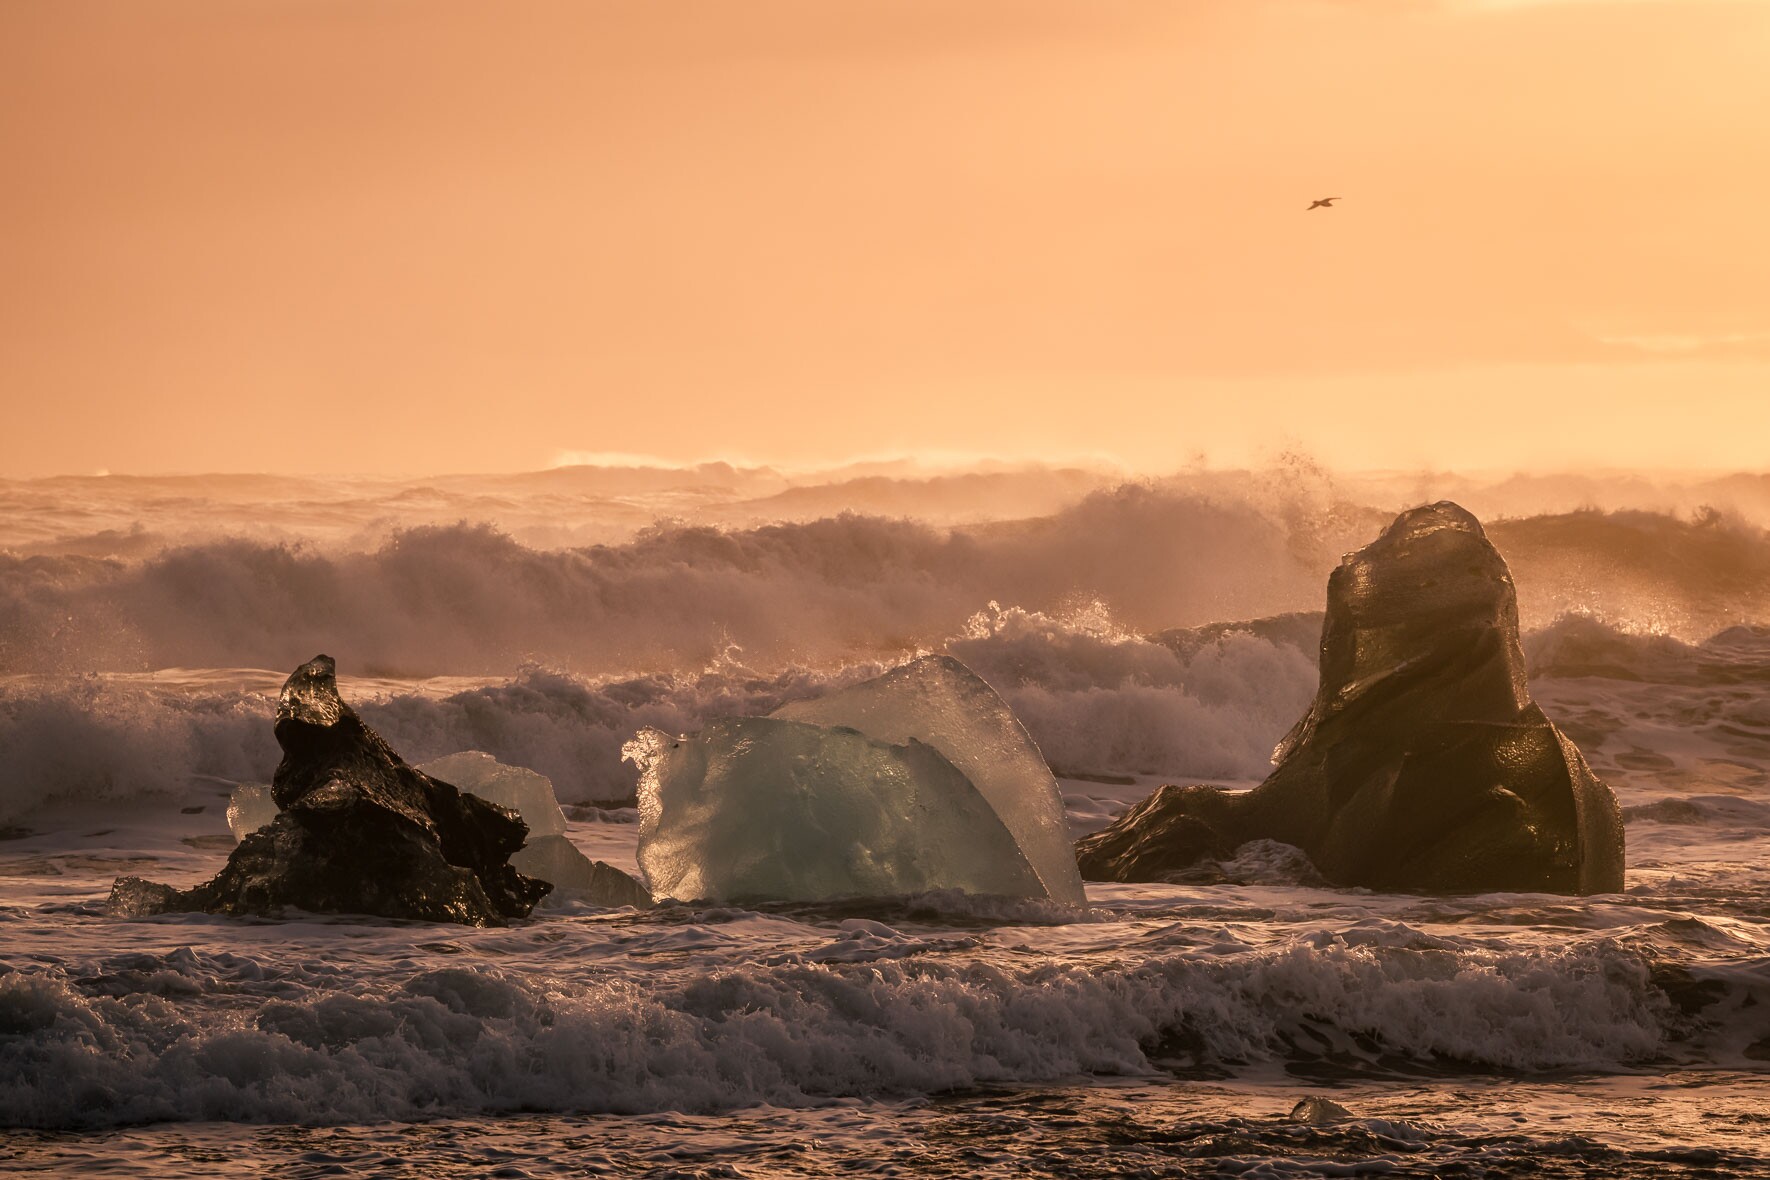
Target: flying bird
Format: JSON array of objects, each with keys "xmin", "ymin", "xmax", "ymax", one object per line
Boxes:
[{"xmin": 1306, "ymin": 197, "xmax": 1341, "ymax": 210}]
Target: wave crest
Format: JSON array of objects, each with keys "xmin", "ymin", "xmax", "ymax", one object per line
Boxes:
[
  {"xmin": 0, "ymin": 489, "xmax": 1358, "ymax": 676},
  {"xmin": 0, "ymin": 932, "xmax": 1699, "ymax": 1129},
  {"xmin": 0, "ymin": 604, "xmax": 1319, "ymax": 821}
]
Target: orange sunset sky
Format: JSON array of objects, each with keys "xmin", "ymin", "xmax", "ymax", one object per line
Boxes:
[{"xmin": 4, "ymin": 0, "xmax": 1768, "ymax": 477}]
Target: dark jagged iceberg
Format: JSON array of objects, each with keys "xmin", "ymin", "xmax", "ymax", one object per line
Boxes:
[
  {"xmin": 109, "ymin": 655, "xmax": 550, "ymax": 925},
  {"xmin": 1076, "ymin": 502, "xmax": 1626, "ymax": 895}
]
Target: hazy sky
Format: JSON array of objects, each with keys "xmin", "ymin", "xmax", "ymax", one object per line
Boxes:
[{"xmin": 4, "ymin": 0, "xmax": 1768, "ymax": 476}]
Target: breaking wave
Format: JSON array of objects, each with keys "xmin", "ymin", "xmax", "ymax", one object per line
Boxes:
[
  {"xmin": 8, "ymin": 606, "xmax": 1770, "ymax": 829},
  {"xmin": 0, "ymin": 605, "xmax": 1319, "ymax": 822},
  {"xmin": 7, "ymin": 478, "xmax": 1770, "ymax": 824},
  {"xmin": 1526, "ymin": 613, "xmax": 1770, "ymax": 684},
  {"xmin": 4, "ymin": 928, "xmax": 1752, "ymax": 1130},
  {"xmin": 1489, "ymin": 508, "xmax": 1770, "ymax": 642},
  {"xmin": 6, "ymin": 490, "xmax": 1769, "ymax": 681},
  {"xmin": 0, "ymin": 488, "xmax": 1347, "ymax": 677}
]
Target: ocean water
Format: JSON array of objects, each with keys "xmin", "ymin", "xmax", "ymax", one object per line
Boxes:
[{"xmin": 2, "ymin": 465, "xmax": 1768, "ymax": 1176}]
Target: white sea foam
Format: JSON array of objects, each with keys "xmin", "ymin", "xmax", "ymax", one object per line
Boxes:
[
  {"xmin": 0, "ymin": 927, "xmax": 1721, "ymax": 1130},
  {"xmin": 11, "ymin": 602, "xmax": 1770, "ymax": 828},
  {"xmin": 0, "ymin": 598, "xmax": 1326, "ymax": 823}
]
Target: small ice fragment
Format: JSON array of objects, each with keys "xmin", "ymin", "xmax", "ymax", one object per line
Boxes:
[
  {"xmin": 418, "ymin": 752, "xmax": 647, "ymax": 905},
  {"xmin": 625, "ymin": 717, "xmax": 1047, "ymax": 903},
  {"xmin": 417, "ymin": 751, "xmax": 569, "ymax": 838},
  {"xmin": 1289, "ymin": 1097, "xmax": 1353, "ymax": 1125},
  {"xmin": 510, "ymin": 834, "xmax": 651, "ymax": 908},
  {"xmin": 773, "ymin": 655, "xmax": 1085, "ymax": 905},
  {"xmin": 226, "ymin": 782, "xmax": 277, "ymax": 841},
  {"xmin": 106, "ymin": 876, "xmax": 184, "ymax": 918}
]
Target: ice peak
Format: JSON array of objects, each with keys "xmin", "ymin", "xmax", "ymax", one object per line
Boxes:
[{"xmin": 277, "ymin": 654, "xmax": 343, "ymax": 728}]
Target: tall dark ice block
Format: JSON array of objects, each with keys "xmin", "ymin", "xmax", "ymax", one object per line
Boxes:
[{"xmin": 1077, "ymin": 502, "xmax": 1626, "ymax": 895}]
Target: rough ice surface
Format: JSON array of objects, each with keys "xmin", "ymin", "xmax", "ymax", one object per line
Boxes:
[
  {"xmin": 416, "ymin": 751, "xmax": 568, "ymax": 838},
  {"xmin": 626, "ymin": 716, "xmax": 1048, "ymax": 904},
  {"xmin": 773, "ymin": 655, "xmax": 1085, "ymax": 905},
  {"xmin": 226, "ymin": 782, "xmax": 276, "ymax": 842}
]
